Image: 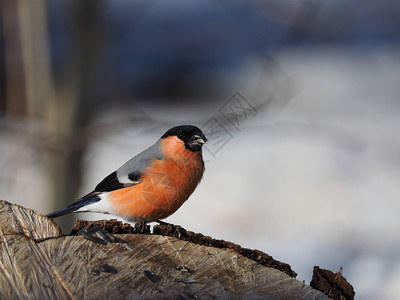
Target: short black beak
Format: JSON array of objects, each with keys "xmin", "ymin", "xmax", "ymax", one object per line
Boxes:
[{"xmin": 193, "ymin": 133, "xmax": 207, "ymax": 144}]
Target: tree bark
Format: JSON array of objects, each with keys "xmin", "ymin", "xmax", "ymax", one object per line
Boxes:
[{"xmin": 0, "ymin": 200, "xmax": 329, "ymax": 299}]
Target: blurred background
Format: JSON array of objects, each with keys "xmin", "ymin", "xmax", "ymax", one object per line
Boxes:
[{"xmin": 1, "ymin": 0, "xmax": 400, "ymax": 298}]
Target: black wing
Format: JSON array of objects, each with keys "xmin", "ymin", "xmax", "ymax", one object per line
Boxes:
[{"xmin": 94, "ymin": 171, "xmax": 125, "ymax": 193}]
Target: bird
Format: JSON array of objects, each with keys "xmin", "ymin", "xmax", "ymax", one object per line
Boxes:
[{"xmin": 47, "ymin": 125, "xmax": 207, "ymax": 223}]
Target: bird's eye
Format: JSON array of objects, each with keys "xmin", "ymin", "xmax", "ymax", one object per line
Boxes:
[{"xmin": 178, "ymin": 133, "xmax": 184, "ymax": 139}]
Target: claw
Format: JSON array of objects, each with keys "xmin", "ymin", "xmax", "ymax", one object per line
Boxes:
[{"xmin": 134, "ymin": 218, "xmax": 150, "ymax": 234}]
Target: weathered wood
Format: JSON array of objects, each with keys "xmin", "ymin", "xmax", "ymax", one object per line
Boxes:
[
  {"xmin": 310, "ymin": 266, "xmax": 355, "ymax": 300},
  {"xmin": 0, "ymin": 200, "xmax": 329, "ymax": 299},
  {"xmin": 0, "ymin": 200, "xmax": 62, "ymax": 240}
]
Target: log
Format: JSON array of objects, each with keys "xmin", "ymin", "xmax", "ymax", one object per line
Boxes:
[{"xmin": 0, "ymin": 200, "xmax": 331, "ymax": 299}]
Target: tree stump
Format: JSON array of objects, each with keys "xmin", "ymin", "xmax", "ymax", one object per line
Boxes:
[{"xmin": 0, "ymin": 200, "xmax": 331, "ymax": 299}]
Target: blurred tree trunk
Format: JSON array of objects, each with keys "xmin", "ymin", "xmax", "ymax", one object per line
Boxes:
[
  {"xmin": 44, "ymin": 0, "xmax": 107, "ymax": 229},
  {"xmin": 1, "ymin": 0, "xmax": 107, "ymax": 230},
  {"xmin": 1, "ymin": 0, "xmax": 28, "ymax": 117}
]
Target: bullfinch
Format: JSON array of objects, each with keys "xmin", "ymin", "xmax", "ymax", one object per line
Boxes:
[{"xmin": 47, "ymin": 125, "xmax": 207, "ymax": 223}]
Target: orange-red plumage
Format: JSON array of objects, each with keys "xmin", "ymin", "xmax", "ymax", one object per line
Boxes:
[{"xmin": 108, "ymin": 136, "xmax": 205, "ymax": 221}]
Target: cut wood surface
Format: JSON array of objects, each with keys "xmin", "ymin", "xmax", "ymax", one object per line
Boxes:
[{"xmin": 0, "ymin": 200, "xmax": 330, "ymax": 299}]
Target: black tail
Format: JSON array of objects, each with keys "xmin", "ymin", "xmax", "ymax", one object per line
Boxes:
[
  {"xmin": 46, "ymin": 195, "xmax": 101, "ymax": 218},
  {"xmin": 46, "ymin": 207, "xmax": 79, "ymax": 218}
]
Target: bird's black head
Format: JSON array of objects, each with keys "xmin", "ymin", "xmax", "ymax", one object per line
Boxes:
[{"xmin": 161, "ymin": 125, "xmax": 207, "ymax": 152}]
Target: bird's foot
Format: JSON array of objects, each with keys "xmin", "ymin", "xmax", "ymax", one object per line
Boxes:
[
  {"xmin": 78, "ymin": 226, "xmax": 122, "ymax": 245},
  {"xmin": 134, "ymin": 218, "xmax": 150, "ymax": 234},
  {"xmin": 155, "ymin": 220, "xmax": 185, "ymax": 239}
]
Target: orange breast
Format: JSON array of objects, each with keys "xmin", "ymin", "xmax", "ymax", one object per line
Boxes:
[{"xmin": 109, "ymin": 138, "xmax": 204, "ymax": 222}]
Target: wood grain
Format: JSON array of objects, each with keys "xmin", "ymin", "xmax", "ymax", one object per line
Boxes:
[{"xmin": 0, "ymin": 200, "xmax": 329, "ymax": 299}]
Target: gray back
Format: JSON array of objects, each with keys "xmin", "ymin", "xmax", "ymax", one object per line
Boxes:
[{"xmin": 116, "ymin": 139, "xmax": 163, "ymax": 183}]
